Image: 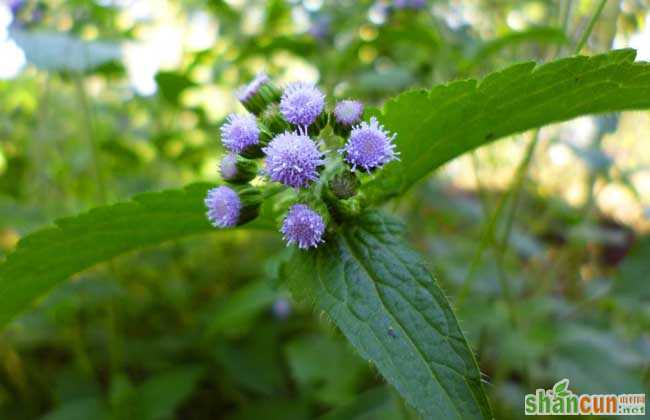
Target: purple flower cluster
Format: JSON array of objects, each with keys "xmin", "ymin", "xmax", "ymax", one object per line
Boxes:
[{"xmin": 206, "ymin": 73, "xmax": 398, "ymax": 250}]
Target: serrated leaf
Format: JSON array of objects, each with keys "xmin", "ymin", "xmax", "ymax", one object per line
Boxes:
[
  {"xmin": 285, "ymin": 211, "xmax": 491, "ymax": 419},
  {"xmin": 0, "ymin": 183, "xmax": 278, "ymax": 328},
  {"xmin": 367, "ymin": 49, "xmax": 650, "ymax": 201}
]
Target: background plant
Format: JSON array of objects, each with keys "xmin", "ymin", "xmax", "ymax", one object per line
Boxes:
[{"xmin": 0, "ymin": 1, "xmax": 649, "ymax": 419}]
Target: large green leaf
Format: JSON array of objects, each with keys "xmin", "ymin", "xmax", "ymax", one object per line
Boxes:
[
  {"xmin": 0, "ymin": 183, "xmax": 277, "ymax": 328},
  {"xmin": 367, "ymin": 49, "xmax": 650, "ymax": 201},
  {"xmin": 285, "ymin": 211, "xmax": 492, "ymax": 419}
]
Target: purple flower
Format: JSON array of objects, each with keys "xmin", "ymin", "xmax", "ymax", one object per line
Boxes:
[
  {"xmin": 236, "ymin": 72, "xmax": 281, "ymax": 115},
  {"xmin": 220, "ymin": 153, "xmax": 238, "ymax": 180},
  {"xmin": 263, "ymin": 131, "xmax": 325, "ymax": 188},
  {"xmin": 205, "ymin": 186, "xmax": 241, "ymax": 228},
  {"xmin": 281, "ymin": 204, "xmax": 326, "ymax": 249},
  {"xmin": 341, "ymin": 117, "xmax": 398, "ymax": 171},
  {"xmin": 334, "ymin": 100, "xmax": 364, "ymax": 126},
  {"xmin": 236, "ymin": 72, "xmax": 270, "ymax": 103},
  {"xmin": 272, "ymin": 298, "xmax": 292, "ymax": 320},
  {"xmin": 219, "ymin": 153, "xmax": 258, "ymax": 183},
  {"xmin": 280, "ymin": 82, "xmax": 325, "ymax": 127},
  {"xmin": 220, "ymin": 113, "xmax": 259, "ymax": 154}
]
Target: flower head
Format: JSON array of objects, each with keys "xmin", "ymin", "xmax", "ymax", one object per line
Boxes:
[
  {"xmin": 236, "ymin": 72, "xmax": 270, "ymax": 103},
  {"xmin": 236, "ymin": 72, "xmax": 281, "ymax": 115},
  {"xmin": 219, "ymin": 153, "xmax": 258, "ymax": 183},
  {"xmin": 263, "ymin": 131, "xmax": 325, "ymax": 188},
  {"xmin": 280, "ymin": 82, "xmax": 325, "ymax": 127},
  {"xmin": 334, "ymin": 100, "xmax": 364, "ymax": 126},
  {"xmin": 281, "ymin": 204, "xmax": 326, "ymax": 249},
  {"xmin": 220, "ymin": 113, "xmax": 259, "ymax": 154},
  {"xmin": 205, "ymin": 186, "xmax": 241, "ymax": 228},
  {"xmin": 219, "ymin": 153, "xmax": 238, "ymax": 180},
  {"xmin": 341, "ymin": 117, "xmax": 398, "ymax": 171}
]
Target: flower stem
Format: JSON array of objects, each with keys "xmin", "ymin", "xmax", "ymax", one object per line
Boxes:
[{"xmin": 574, "ymin": 0, "xmax": 607, "ymax": 54}]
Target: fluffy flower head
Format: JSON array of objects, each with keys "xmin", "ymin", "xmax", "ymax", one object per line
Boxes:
[
  {"xmin": 341, "ymin": 117, "xmax": 398, "ymax": 171},
  {"xmin": 263, "ymin": 131, "xmax": 325, "ymax": 188},
  {"xmin": 219, "ymin": 153, "xmax": 238, "ymax": 180},
  {"xmin": 205, "ymin": 186, "xmax": 241, "ymax": 228},
  {"xmin": 236, "ymin": 72, "xmax": 270, "ymax": 102},
  {"xmin": 334, "ymin": 100, "xmax": 364, "ymax": 126},
  {"xmin": 220, "ymin": 113, "xmax": 259, "ymax": 153},
  {"xmin": 280, "ymin": 82, "xmax": 325, "ymax": 127},
  {"xmin": 281, "ymin": 204, "xmax": 326, "ymax": 249}
]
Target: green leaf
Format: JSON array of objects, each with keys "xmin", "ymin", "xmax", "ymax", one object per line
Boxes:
[
  {"xmin": 137, "ymin": 366, "xmax": 203, "ymax": 420},
  {"xmin": 285, "ymin": 211, "xmax": 492, "ymax": 420},
  {"xmin": 0, "ymin": 183, "xmax": 278, "ymax": 328},
  {"xmin": 155, "ymin": 71, "xmax": 197, "ymax": 106},
  {"xmin": 285, "ymin": 334, "xmax": 367, "ymax": 405},
  {"xmin": 367, "ymin": 49, "xmax": 650, "ymax": 201},
  {"xmin": 40, "ymin": 397, "xmax": 109, "ymax": 420},
  {"xmin": 319, "ymin": 386, "xmax": 414, "ymax": 420},
  {"xmin": 614, "ymin": 235, "xmax": 650, "ymax": 302},
  {"xmin": 204, "ymin": 280, "xmax": 280, "ymax": 336}
]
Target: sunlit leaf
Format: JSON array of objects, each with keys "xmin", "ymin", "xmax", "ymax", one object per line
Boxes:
[{"xmin": 366, "ymin": 49, "xmax": 650, "ymax": 201}]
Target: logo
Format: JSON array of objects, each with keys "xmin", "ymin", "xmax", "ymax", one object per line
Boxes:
[{"xmin": 524, "ymin": 379, "xmax": 646, "ymax": 416}]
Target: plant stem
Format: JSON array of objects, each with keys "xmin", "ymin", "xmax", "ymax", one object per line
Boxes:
[
  {"xmin": 574, "ymin": 0, "xmax": 607, "ymax": 54},
  {"xmin": 73, "ymin": 74, "xmax": 108, "ymax": 204}
]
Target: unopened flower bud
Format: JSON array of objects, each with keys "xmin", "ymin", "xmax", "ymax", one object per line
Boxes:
[
  {"xmin": 220, "ymin": 153, "xmax": 258, "ymax": 184},
  {"xmin": 261, "ymin": 103, "xmax": 291, "ymax": 136},
  {"xmin": 236, "ymin": 72, "xmax": 281, "ymax": 115},
  {"xmin": 329, "ymin": 170, "xmax": 359, "ymax": 199}
]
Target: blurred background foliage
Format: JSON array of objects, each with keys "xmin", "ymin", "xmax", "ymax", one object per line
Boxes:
[{"xmin": 0, "ymin": 0, "xmax": 649, "ymax": 419}]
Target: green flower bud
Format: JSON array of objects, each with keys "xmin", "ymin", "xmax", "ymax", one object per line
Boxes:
[
  {"xmin": 220, "ymin": 153, "xmax": 259, "ymax": 184},
  {"xmin": 236, "ymin": 73, "xmax": 282, "ymax": 116}
]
